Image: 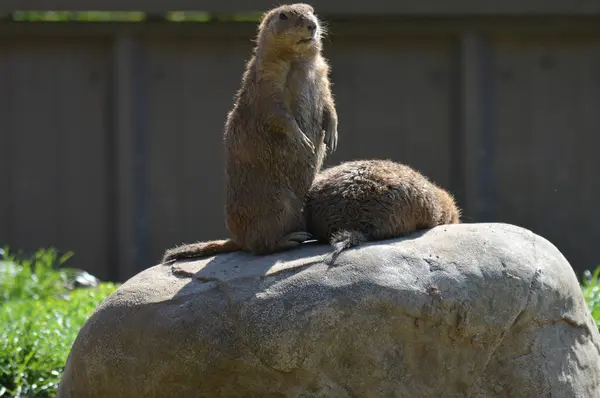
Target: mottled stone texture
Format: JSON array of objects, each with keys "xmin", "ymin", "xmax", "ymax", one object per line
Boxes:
[{"xmin": 57, "ymin": 223, "xmax": 600, "ymax": 398}]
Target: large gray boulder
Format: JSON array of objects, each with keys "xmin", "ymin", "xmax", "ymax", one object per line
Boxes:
[{"xmin": 57, "ymin": 223, "xmax": 600, "ymax": 397}]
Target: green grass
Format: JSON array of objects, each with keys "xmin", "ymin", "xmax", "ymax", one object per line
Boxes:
[
  {"xmin": 0, "ymin": 249, "xmax": 75, "ymax": 305},
  {"xmin": 0, "ymin": 284, "xmax": 118, "ymax": 397},
  {"xmin": 0, "ymin": 248, "xmax": 119, "ymax": 398},
  {"xmin": 581, "ymin": 267, "xmax": 600, "ymax": 329}
]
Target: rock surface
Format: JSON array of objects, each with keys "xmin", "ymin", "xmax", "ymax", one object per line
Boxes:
[{"xmin": 57, "ymin": 223, "xmax": 600, "ymax": 398}]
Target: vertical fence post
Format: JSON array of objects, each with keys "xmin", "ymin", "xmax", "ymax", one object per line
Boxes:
[
  {"xmin": 113, "ymin": 32, "xmax": 150, "ymax": 281},
  {"xmin": 458, "ymin": 32, "xmax": 496, "ymax": 223},
  {"xmin": 0, "ymin": 44, "xmax": 12, "ymax": 243},
  {"xmin": 130, "ymin": 34, "xmax": 151, "ymax": 275}
]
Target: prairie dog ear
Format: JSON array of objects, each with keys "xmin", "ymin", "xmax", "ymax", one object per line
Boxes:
[{"xmin": 259, "ymin": 9, "xmax": 280, "ymax": 29}]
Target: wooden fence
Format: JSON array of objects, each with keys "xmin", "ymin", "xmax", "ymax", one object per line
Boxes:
[{"xmin": 1, "ymin": 5, "xmax": 600, "ymax": 281}]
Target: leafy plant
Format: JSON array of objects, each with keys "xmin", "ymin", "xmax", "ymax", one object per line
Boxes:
[
  {"xmin": 0, "ymin": 247, "xmax": 119, "ymax": 398},
  {"xmin": 582, "ymin": 266, "xmax": 600, "ymax": 329},
  {"xmin": 1, "ymin": 248, "xmax": 73, "ymax": 304},
  {"xmin": 0, "ymin": 283, "xmax": 118, "ymax": 398}
]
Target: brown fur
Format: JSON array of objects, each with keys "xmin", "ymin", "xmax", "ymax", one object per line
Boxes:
[
  {"xmin": 305, "ymin": 159, "xmax": 461, "ymax": 264},
  {"xmin": 162, "ymin": 3, "xmax": 338, "ymax": 264}
]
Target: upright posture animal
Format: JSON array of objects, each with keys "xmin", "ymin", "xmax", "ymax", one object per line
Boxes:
[
  {"xmin": 162, "ymin": 3, "xmax": 338, "ymax": 263},
  {"xmin": 305, "ymin": 159, "xmax": 461, "ymax": 263}
]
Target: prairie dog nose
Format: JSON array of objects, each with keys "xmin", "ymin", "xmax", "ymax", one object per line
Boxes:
[{"xmin": 307, "ymin": 22, "xmax": 316, "ymax": 32}]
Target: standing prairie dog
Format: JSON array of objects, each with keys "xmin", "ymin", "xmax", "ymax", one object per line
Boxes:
[
  {"xmin": 305, "ymin": 159, "xmax": 461, "ymax": 263},
  {"xmin": 162, "ymin": 3, "xmax": 338, "ymax": 263}
]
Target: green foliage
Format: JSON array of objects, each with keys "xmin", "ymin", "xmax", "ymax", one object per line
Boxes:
[
  {"xmin": 0, "ymin": 284, "xmax": 118, "ymax": 398},
  {"xmin": 8, "ymin": 11, "xmax": 263, "ymax": 23},
  {"xmin": 0, "ymin": 248, "xmax": 74, "ymax": 304},
  {"xmin": 10, "ymin": 11, "xmax": 146, "ymax": 22},
  {"xmin": 0, "ymin": 248, "xmax": 119, "ymax": 398},
  {"xmin": 582, "ymin": 266, "xmax": 600, "ymax": 329}
]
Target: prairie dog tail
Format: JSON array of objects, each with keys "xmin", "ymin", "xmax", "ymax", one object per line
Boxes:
[
  {"xmin": 326, "ymin": 230, "xmax": 367, "ymax": 266},
  {"xmin": 162, "ymin": 239, "xmax": 241, "ymax": 264}
]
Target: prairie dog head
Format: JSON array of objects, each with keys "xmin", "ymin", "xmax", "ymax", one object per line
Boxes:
[{"xmin": 257, "ymin": 3, "xmax": 323, "ymax": 55}]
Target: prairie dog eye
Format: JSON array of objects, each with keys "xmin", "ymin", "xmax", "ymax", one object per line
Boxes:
[{"xmin": 279, "ymin": 12, "xmax": 288, "ymax": 20}]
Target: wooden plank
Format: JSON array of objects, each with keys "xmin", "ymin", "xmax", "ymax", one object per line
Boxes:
[
  {"xmin": 491, "ymin": 35, "xmax": 600, "ymax": 275},
  {"xmin": 145, "ymin": 37, "xmax": 248, "ymax": 263},
  {"xmin": 129, "ymin": 36, "xmax": 152, "ymax": 274},
  {"xmin": 53, "ymin": 38, "xmax": 112, "ymax": 280},
  {"xmin": 458, "ymin": 33, "xmax": 489, "ymax": 222},
  {"xmin": 323, "ymin": 36, "xmax": 455, "ymax": 187},
  {"xmin": 113, "ymin": 33, "xmax": 155, "ymax": 279},
  {"xmin": 145, "ymin": 37, "xmax": 185, "ymax": 264},
  {"xmin": 177, "ymin": 39, "xmax": 248, "ymax": 243},
  {"xmin": 113, "ymin": 33, "xmax": 139, "ymax": 280},
  {"xmin": 0, "ymin": 43, "xmax": 10, "ymax": 244},
  {"xmin": 4, "ymin": 0, "xmax": 600, "ymax": 16},
  {"xmin": 2, "ymin": 38, "xmax": 112, "ymax": 277},
  {"xmin": 8, "ymin": 42, "xmax": 60, "ymax": 254}
]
